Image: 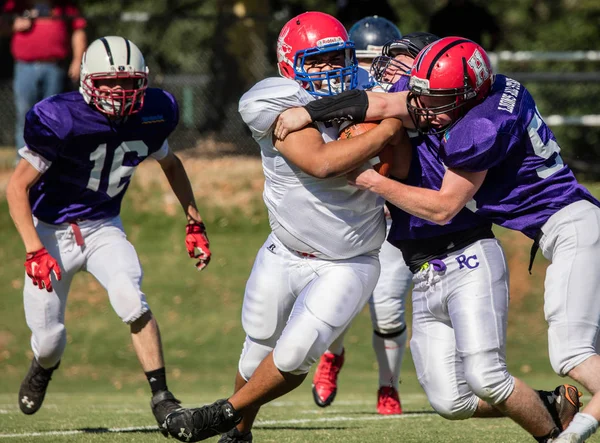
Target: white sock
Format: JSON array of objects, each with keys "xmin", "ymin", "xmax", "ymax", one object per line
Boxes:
[
  {"xmin": 372, "ymin": 327, "xmax": 407, "ymax": 391},
  {"xmin": 327, "ymin": 329, "xmax": 348, "ymax": 356},
  {"xmin": 561, "ymin": 413, "xmax": 599, "ymax": 441}
]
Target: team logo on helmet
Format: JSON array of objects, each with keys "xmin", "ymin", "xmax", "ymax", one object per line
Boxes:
[
  {"xmin": 277, "ymin": 27, "xmax": 293, "ymax": 62},
  {"xmin": 468, "ymin": 49, "xmax": 490, "ymax": 88}
]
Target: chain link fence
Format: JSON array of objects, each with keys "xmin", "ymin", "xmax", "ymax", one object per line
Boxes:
[{"xmin": 0, "ymin": 15, "xmax": 599, "ymax": 172}]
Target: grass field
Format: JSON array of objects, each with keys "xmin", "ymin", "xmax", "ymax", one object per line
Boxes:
[{"xmin": 0, "ymin": 154, "xmax": 599, "ymax": 442}]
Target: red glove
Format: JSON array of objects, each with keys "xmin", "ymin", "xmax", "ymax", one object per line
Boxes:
[
  {"xmin": 185, "ymin": 222, "xmax": 211, "ymax": 271},
  {"xmin": 25, "ymin": 248, "xmax": 62, "ymax": 292}
]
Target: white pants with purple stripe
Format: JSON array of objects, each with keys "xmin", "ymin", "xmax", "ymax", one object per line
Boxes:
[
  {"xmin": 23, "ymin": 216, "xmax": 149, "ymax": 368},
  {"xmin": 539, "ymin": 199, "xmax": 600, "ymax": 375},
  {"xmin": 410, "ymin": 238, "xmax": 515, "ymax": 419}
]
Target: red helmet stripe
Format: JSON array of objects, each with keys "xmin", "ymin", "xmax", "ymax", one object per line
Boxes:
[{"xmin": 425, "ymin": 38, "xmax": 471, "ymax": 79}]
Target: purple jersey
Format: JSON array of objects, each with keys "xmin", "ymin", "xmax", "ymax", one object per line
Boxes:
[
  {"xmin": 387, "ymin": 132, "xmax": 492, "ymax": 243},
  {"xmin": 388, "ymin": 75, "xmax": 410, "ymax": 93},
  {"xmin": 24, "ymin": 88, "xmax": 178, "ymax": 224},
  {"xmin": 387, "ymin": 77, "xmax": 491, "ymax": 244},
  {"xmin": 440, "ymin": 75, "xmax": 599, "ymax": 239}
]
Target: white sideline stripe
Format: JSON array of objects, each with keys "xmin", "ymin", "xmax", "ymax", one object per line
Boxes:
[{"xmin": 0, "ymin": 412, "xmax": 433, "ymax": 438}]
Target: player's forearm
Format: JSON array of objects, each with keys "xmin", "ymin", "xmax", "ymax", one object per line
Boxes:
[
  {"xmin": 373, "ymin": 179, "xmax": 458, "ymax": 225},
  {"xmin": 365, "ymin": 92, "xmax": 413, "ymax": 127},
  {"xmin": 162, "ymin": 155, "xmax": 203, "ymax": 223},
  {"xmin": 6, "ymin": 184, "xmax": 44, "ymax": 253},
  {"xmin": 315, "ymin": 123, "xmax": 401, "ymax": 178}
]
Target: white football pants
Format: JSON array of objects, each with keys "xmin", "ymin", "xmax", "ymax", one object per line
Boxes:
[
  {"xmin": 23, "ymin": 216, "xmax": 149, "ymax": 368},
  {"xmin": 539, "ymin": 200, "xmax": 600, "ymax": 375},
  {"xmin": 410, "ymin": 238, "xmax": 515, "ymax": 419},
  {"xmin": 238, "ymin": 232, "xmax": 380, "ymax": 378}
]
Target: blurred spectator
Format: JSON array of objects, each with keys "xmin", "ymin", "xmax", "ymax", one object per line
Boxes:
[
  {"xmin": 429, "ymin": 0, "xmax": 500, "ymax": 50},
  {"xmin": 1, "ymin": 0, "xmax": 87, "ymax": 155},
  {"xmin": 336, "ymin": 0, "xmax": 399, "ymax": 30}
]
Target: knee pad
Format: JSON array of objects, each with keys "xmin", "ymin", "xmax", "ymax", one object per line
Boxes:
[
  {"xmin": 107, "ymin": 273, "xmax": 149, "ymax": 324},
  {"xmin": 462, "ymin": 351, "xmax": 515, "ymax": 405},
  {"xmin": 548, "ymin": 321, "xmax": 597, "ymax": 376},
  {"xmin": 238, "ymin": 336, "xmax": 274, "ymax": 381},
  {"xmin": 273, "ymin": 327, "xmax": 320, "ymax": 375},
  {"xmin": 369, "ymin": 295, "xmax": 406, "ymax": 335},
  {"xmin": 428, "ymin": 394, "xmax": 478, "ymax": 421},
  {"xmin": 374, "ymin": 324, "xmax": 407, "ymax": 339},
  {"xmin": 273, "ymin": 311, "xmax": 336, "ymax": 375},
  {"xmin": 31, "ymin": 324, "xmax": 66, "ymax": 368}
]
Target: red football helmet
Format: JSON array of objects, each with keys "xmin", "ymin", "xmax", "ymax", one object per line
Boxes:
[
  {"xmin": 276, "ymin": 11, "xmax": 358, "ymax": 97},
  {"xmin": 407, "ymin": 37, "xmax": 494, "ymax": 134}
]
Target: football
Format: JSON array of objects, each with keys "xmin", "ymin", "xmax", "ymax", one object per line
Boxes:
[{"xmin": 338, "ymin": 122, "xmax": 393, "ymax": 177}]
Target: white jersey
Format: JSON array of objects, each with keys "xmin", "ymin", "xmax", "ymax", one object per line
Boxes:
[{"xmin": 238, "ymin": 77, "xmax": 385, "ymax": 259}]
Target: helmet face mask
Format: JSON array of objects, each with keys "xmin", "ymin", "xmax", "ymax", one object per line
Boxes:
[
  {"xmin": 294, "ymin": 44, "xmax": 358, "ymax": 96},
  {"xmin": 80, "ymin": 36, "xmax": 149, "ymax": 117},
  {"xmin": 407, "ymin": 37, "xmax": 493, "ymax": 135},
  {"xmin": 277, "ymin": 12, "xmax": 358, "ymax": 97},
  {"xmin": 371, "ymin": 32, "xmax": 440, "ymax": 92},
  {"xmin": 370, "ymin": 52, "xmax": 413, "ymax": 91}
]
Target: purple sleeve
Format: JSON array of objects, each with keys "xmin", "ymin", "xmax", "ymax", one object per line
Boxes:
[
  {"xmin": 389, "ymin": 76, "xmax": 409, "ymax": 93},
  {"xmin": 442, "ymin": 118, "xmax": 516, "ymax": 172},
  {"xmin": 23, "ymin": 102, "xmax": 69, "ymax": 162},
  {"xmin": 163, "ymin": 90, "xmax": 180, "ymax": 137}
]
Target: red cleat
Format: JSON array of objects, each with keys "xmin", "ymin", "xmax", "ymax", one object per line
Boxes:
[
  {"xmin": 377, "ymin": 386, "xmax": 402, "ymax": 415},
  {"xmin": 312, "ymin": 350, "xmax": 344, "ymax": 407}
]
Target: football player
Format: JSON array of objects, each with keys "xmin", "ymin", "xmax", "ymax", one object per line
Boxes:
[
  {"xmin": 348, "ymin": 15, "xmax": 402, "ymax": 91},
  {"xmin": 273, "ymin": 37, "xmax": 588, "ymax": 442},
  {"xmin": 311, "ymin": 30, "xmax": 434, "ymax": 416},
  {"xmin": 6, "ymin": 36, "xmax": 211, "ymax": 436},
  {"xmin": 163, "ymin": 12, "xmax": 408, "ymax": 443}
]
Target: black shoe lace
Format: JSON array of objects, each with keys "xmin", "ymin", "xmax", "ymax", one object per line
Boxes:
[
  {"xmin": 29, "ymin": 369, "xmax": 52, "ymax": 392},
  {"xmin": 192, "ymin": 403, "xmax": 222, "ymax": 430}
]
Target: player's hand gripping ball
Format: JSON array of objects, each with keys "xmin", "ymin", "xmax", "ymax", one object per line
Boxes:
[
  {"xmin": 185, "ymin": 222, "xmax": 211, "ymax": 271},
  {"xmin": 25, "ymin": 247, "xmax": 62, "ymax": 292},
  {"xmin": 338, "ymin": 122, "xmax": 394, "ymax": 177}
]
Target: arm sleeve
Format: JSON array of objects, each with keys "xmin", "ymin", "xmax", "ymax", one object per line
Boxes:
[
  {"xmin": 163, "ymin": 90, "xmax": 180, "ymax": 137},
  {"xmin": 238, "ymin": 77, "xmax": 313, "ymax": 139},
  {"xmin": 23, "ymin": 103, "xmax": 66, "ymax": 164},
  {"xmin": 18, "ymin": 146, "xmax": 51, "ymax": 173},
  {"xmin": 151, "ymin": 140, "xmax": 170, "ymax": 160},
  {"xmin": 442, "ymin": 118, "xmax": 516, "ymax": 172}
]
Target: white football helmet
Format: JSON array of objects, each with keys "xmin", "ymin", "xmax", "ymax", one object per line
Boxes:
[{"xmin": 80, "ymin": 36, "xmax": 149, "ymax": 117}]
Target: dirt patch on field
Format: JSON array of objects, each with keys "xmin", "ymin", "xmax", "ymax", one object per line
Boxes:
[{"xmin": 128, "ymin": 154, "xmax": 265, "ymax": 216}]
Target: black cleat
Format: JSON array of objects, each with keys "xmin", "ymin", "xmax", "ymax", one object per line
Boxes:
[
  {"xmin": 218, "ymin": 427, "xmax": 253, "ymax": 443},
  {"xmin": 538, "ymin": 384, "xmax": 583, "ymax": 431},
  {"xmin": 151, "ymin": 390, "xmax": 182, "ymax": 437},
  {"xmin": 18, "ymin": 359, "xmax": 59, "ymax": 415},
  {"xmin": 165, "ymin": 399, "xmax": 242, "ymax": 442}
]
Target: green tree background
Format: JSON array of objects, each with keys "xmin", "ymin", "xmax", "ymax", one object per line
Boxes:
[{"xmin": 3, "ymin": 0, "xmax": 599, "ymax": 173}]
